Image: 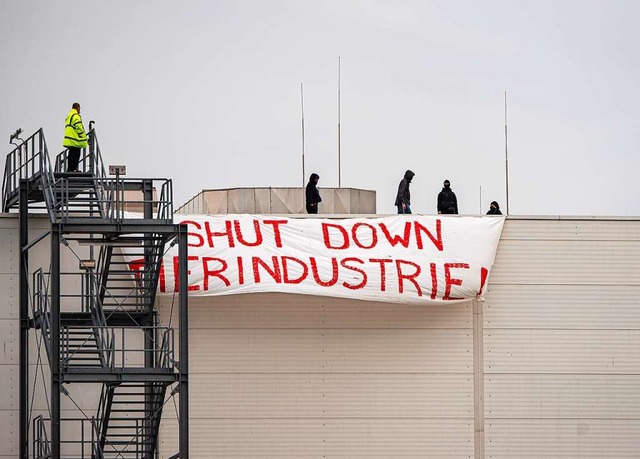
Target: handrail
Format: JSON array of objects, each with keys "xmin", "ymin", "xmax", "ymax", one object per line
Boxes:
[
  {"xmin": 2, "ymin": 128, "xmax": 59, "ymax": 216},
  {"xmin": 34, "ymin": 416, "xmax": 105, "ymax": 459},
  {"xmin": 33, "ymin": 415, "xmax": 51, "ymax": 459},
  {"xmin": 61, "ymin": 325, "xmax": 176, "ymax": 371}
]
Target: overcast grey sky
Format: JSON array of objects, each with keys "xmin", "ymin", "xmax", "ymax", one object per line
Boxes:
[{"xmin": 1, "ymin": 0, "xmax": 639, "ymax": 215}]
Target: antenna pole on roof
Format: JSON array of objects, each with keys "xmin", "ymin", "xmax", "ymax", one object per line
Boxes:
[
  {"xmin": 337, "ymin": 56, "xmax": 342, "ymax": 188},
  {"xmin": 505, "ymin": 90, "xmax": 510, "ymax": 215},
  {"xmin": 301, "ymin": 82, "xmax": 306, "ymax": 188}
]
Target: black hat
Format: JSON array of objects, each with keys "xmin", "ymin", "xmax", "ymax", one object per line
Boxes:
[{"xmin": 443, "ymin": 180, "xmax": 450, "ymax": 186}]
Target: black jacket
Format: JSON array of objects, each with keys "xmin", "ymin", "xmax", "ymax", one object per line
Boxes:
[
  {"xmin": 306, "ymin": 176, "xmax": 322, "ymax": 206},
  {"xmin": 438, "ymin": 187, "xmax": 458, "ymax": 214},
  {"xmin": 486, "ymin": 207, "xmax": 502, "ymax": 215},
  {"xmin": 394, "ymin": 170, "xmax": 415, "ymax": 207}
]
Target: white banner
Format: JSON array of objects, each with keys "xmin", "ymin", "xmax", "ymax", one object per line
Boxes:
[{"xmin": 124, "ymin": 214, "xmax": 505, "ymax": 305}]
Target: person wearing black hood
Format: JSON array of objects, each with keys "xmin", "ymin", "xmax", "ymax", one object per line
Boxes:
[
  {"xmin": 486, "ymin": 201, "xmax": 502, "ymax": 215},
  {"xmin": 395, "ymin": 170, "xmax": 415, "ymax": 214},
  {"xmin": 437, "ymin": 179, "xmax": 458, "ymax": 214},
  {"xmin": 305, "ymin": 173, "xmax": 322, "ymax": 214}
]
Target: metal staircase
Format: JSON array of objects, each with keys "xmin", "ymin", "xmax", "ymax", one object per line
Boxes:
[{"xmin": 5, "ymin": 128, "xmax": 189, "ymax": 459}]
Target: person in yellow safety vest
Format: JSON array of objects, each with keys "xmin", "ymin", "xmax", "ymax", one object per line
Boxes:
[{"xmin": 62, "ymin": 102, "xmax": 88, "ymax": 172}]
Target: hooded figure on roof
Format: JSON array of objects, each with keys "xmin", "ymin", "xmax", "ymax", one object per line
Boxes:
[
  {"xmin": 437, "ymin": 180, "xmax": 458, "ymax": 214},
  {"xmin": 395, "ymin": 170, "xmax": 415, "ymax": 214},
  {"xmin": 305, "ymin": 173, "xmax": 322, "ymax": 214}
]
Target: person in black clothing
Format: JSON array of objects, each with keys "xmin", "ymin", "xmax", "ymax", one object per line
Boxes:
[
  {"xmin": 394, "ymin": 170, "xmax": 415, "ymax": 214},
  {"xmin": 305, "ymin": 173, "xmax": 322, "ymax": 214},
  {"xmin": 437, "ymin": 179, "xmax": 458, "ymax": 214},
  {"xmin": 486, "ymin": 201, "xmax": 502, "ymax": 215}
]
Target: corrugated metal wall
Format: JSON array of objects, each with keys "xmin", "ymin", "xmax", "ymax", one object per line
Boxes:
[
  {"xmin": 156, "ymin": 295, "xmax": 475, "ymax": 457},
  {"xmin": 484, "ymin": 218, "xmax": 640, "ymax": 458},
  {"xmin": 3, "ymin": 216, "xmax": 640, "ymax": 458}
]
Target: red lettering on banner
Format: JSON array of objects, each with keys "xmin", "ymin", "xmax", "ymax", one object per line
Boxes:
[
  {"xmin": 340, "ymin": 257, "xmax": 367, "ymax": 290},
  {"xmin": 128, "ymin": 258, "xmax": 144, "ymax": 285},
  {"xmin": 180, "ymin": 220, "xmax": 204, "ymax": 247},
  {"xmin": 396, "ymin": 260, "xmax": 422, "ymax": 296},
  {"xmin": 415, "ymin": 220, "xmax": 443, "ymax": 251},
  {"xmin": 234, "ymin": 219, "xmax": 263, "ymax": 247},
  {"xmin": 430, "ymin": 262, "xmax": 438, "ymax": 299},
  {"xmin": 478, "ymin": 267, "xmax": 488, "ymax": 296},
  {"xmin": 252, "ymin": 256, "xmax": 282, "ymax": 283},
  {"xmin": 379, "ymin": 222, "xmax": 412, "ymax": 248},
  {"xmin": 263, "ymin": 220, "xmax": 288, "ymax": 248},
  {"xmin": 309, "ymin": 257, "xmax": 339, "ymax": 287},
  {"xmin": 159, "ymin": 260, "xmax": 166, "ymax": 292},
  {"xmin": 352, "ymin": 223, "xmax": 378, "ymax": 249},
  {"xmin": 237, "ymin": 256, "xmax": 245, "ymax": 285},
  {"xmin": 202, "ymin": 257, "xmax": 230, "ymax": 289},
  {"xmin": 282, "ymin": 256, "xmax": 309, "ymax": 284},
  {"xmin": 205, "ymin": 220, "xmax": 235, "ymax": 248},
  {"xmin": 322, "ymin": 223, "xmax": 350, "ymax": 249},
  {"xmin": 443, "ymin": 262, "xmax": 470, "ymax": 300},
  {"xmin": 173, "ymin": 255, "xmax": 201, "ymax": 291},
  {"xmin": 369, "ymin": 258, "xmax": 393, "ymax": 291}
]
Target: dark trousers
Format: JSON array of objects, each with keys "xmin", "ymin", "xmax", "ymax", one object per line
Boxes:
[
  {"xmin": 67, "ymin": 147, "xmax": 81, "ymax": 172},
  {"xmin": 397, "ymin": 204, "xmax": 412, "ymax": 214},
  {"xmin": 306, "ymin": 203, "xmax": 318, "ymax": 214}
]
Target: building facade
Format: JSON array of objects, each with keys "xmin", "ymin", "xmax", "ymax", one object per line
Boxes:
[{"xmin": 1, "ymin": 215, "xmax": 640, "ymax": 457}]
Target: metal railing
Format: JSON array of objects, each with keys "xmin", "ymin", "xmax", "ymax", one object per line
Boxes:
[
  {"xmin": 33, "ymin": 268, "xmax": 53, "ymax": 365},
  {"xmin": 33, "ymin": 415, "xmax": 52, "ymax": 459},
  {"xmin": 2, "ymin": 128, "xmax": 59, "ymax": 215},
  {"xmin": 52, "ymin": 176, "xmax": 173, "ymax": 222},
  {"xmin": 34, "ymin": 416, "xmax": 104, "ymax": 459},
  {"xmin": 61, "ymin": 326, "xmax": 176, "ymax": 371}
]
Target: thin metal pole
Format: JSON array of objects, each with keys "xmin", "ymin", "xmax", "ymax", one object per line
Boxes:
[
  {"xmin": 504, "ymin": 91, "xmax": 510, "ymax": 215},
  {"xmin": 51, "ymin": 224, "xmax": 61, "ymax": 459},
  {"xmin": 337, "ymin": 56, "xmax": 341, "ymax": 188},
  {"xmin": 19, "ymin": 180, "xmax": 29, "ymax": 459},
  {"xmin": 301, "ymin": 82, "xmax": 306, "ymax": 188},
  {"xmin": 178, "ymin": 226, "xmax": 189, "ymax": 459}
]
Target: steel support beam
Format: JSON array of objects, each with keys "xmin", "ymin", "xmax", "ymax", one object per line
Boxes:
[
  {"xmin": 19, "ymin": 180, "xmax": 29, "ymax": 459},
  {"xmin": 178, "ymin": 225, "xmax": 189, "ymax": 458},
  {"xmin": 51, "ymin": 224, "xmax": 61, "ymax": 459}
]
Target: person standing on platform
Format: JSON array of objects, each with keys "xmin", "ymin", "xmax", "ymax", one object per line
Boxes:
[
  {"xmin": 395, "ymin": 170, "xmax": 415, "ymax": 214},
  {"xmin": 437, "ymin": 179, "xmax": 458, "ymax": 214},
  {"xmin": 62, "ymin": 102, "xmax": 88, "ymax": 172},
  {"xmin": 486, "ymin": 201, "xmax": 502, "ymax": 215},
  {"xmin": 306, "ymin": 173, "xmax": 322, "ymax": 214}
]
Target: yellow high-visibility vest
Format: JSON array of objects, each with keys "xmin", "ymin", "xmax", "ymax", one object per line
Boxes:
[{"xmin": 62, "ymin": 109, "xmax": 88, "ymax": 148}]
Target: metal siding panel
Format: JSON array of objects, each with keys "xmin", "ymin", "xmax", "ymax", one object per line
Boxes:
[
  {"xmin": 486, "ymin": 420, "xmax": 640, "ymax": 458},
  {"xmin": 485, "ymin": 374, "xmax": 640, "ymax": 419},
  {"xmin": 0, "ymin": 366, "xmax": 16, "ymax": 410},
  {"xmin": 157, "ymin": 294, "xmax": 473, "ymax": 329},
  {"xmin": 254, "ymin": 188, "xmax": 271, "ymax": 214},
  {"xmin": 0, "ymin": 229, "xmax": 17, "ymax": 274},
  {"xmin": 0, "ymin": 320, "xmax": 17, "ymax": 364},
  {"xmin": 158, "ymin": 292, "xmax": 474, "ymax": 457},
  {"xmin": 270, "ymin": 188, "xmax": 304, "ymax": 214},
  {"xmin": 502, "ymin": 219, "xmax": 640, "ymax": 241},
  {"xmin": 160, "ymin": 419, "xmax": 473, "ymax": 458},
  {"xmin": 178, "ymin": 373, "xmax": 473, "ymax": 419},
  {"xmin": 0, "ymin": 411, "xmax": 17, "ymax": 455},
  {"xmin": 191, "ymin": 328, "xmax": 473, "ymax": 373},
  {"xmin": 0, "ymin": 275, "xmax": 17, "ymax": 319},
  {"xmin": 485, "ymin": 329, "xmax": 640, "ymax": 374},
  {"xmin": 228, "ymin": 189, "xmax": 256, "ymax": 213},
  {"xmin": 491, "ymin": 239, "xmax": 640, "ymax": 285},
  {"xmin": 484, "ymin": 284, "xmax": 640, "ymax": 329}
]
